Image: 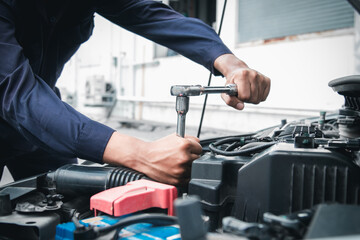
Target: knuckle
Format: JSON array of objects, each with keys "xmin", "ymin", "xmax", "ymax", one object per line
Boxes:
[
  {"xmin": 177, "ymin": 152, "xmax": 190, "ymax": 164},
  {"xmin": 240, "ymin": 69, "xmax": 249, "ymax": 79},
  {"xmin": 172, "ymin": 168, "xmax": 183, "ymax": 177},
  {"xmin": 263, "ymin": 76, "xmax": 271, "ymax": 87},
  {"xmin": 260, "ymin": 75, "xmax": 268, "ymax": 85},
  {"xmin": 249, "ymin": 70, "xmax": 258, "ymax": 80},
  {"xmin": 266, "ymin": 76, "xmax": 271, "ymax": 82},
  {"xmin": 241, "ymin": 91, "xmax": 251, "ymax": 101},
  {"xmin": 169, "ymin": 178, "xmax": 179, "ymax": 186},
  {"xmin": 179, "ymin": 140, "xmax": 191, "ymax": 151}
]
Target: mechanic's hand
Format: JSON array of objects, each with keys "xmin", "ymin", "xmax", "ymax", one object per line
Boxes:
[
  {"xmin": 214, "ymin": 54, "xmax": 271, "ymax": 110},
  {"xmin": 141, "ymin": 133, "xmax": 202, "ymax": 185},
  {"xmin": 103, "ymin": 132, "xmax": 202, "ymax": 186}
]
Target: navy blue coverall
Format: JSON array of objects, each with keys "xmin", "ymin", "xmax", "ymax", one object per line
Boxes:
[{"xmin": 0, "ymin": 0, "xmax": 231, "ymax": 180}]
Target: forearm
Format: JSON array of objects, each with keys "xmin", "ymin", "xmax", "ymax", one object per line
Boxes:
[{"xmin": 103, "ymin": 131, "xmax": 147, "ymax": 169}]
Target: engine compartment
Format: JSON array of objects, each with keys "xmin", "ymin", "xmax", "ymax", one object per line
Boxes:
[
  {"xmin": 191, "ymin": 115, "xmax": 360, "ymax": 230},
  {"xmin": 2, "ymin": 76, "xmax": 360, "ymax": 239}
]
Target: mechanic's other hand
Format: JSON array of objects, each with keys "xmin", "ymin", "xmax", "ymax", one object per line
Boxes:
[
  {"xmin": 103, "ymin": 132, "xmax": 202, "ymax": 186},
  {"xmin": 214, "ymin": 54, "xmax": 271, "ymax": 110},
  {"xmin": 141, "ymin": 133, "xmax": 202, "ymax": 185}
]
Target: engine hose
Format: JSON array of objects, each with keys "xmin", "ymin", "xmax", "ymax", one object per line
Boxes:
[
  {"xmin": 224, "ymin": 141, "xmax": 242, "ymax": 151},
  {"xmin": 47, "ymin": 164, "xmax": 148, "ymax": 196},
  {"xmin": 209, "ymin": 141, "xmax": 276, "ymax": 156},
  {"xmin": 107, "ymin": 167, "xmax": 147, "ymax": 188},
  {"xmin": 209, "ymin": 136, "xmax": 254, "ymax": 146}
]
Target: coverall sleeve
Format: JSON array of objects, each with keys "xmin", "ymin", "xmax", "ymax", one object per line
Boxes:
[
  {"xmin": 0, "ymin": 2, "xmax": 114, "ymax": 162},
  {"xmin": 96, "ymin": 0, "xmax": 232, "ymax": 76}
]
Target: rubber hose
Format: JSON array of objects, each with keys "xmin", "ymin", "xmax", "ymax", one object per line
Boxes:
[{"xmin": 48, "ymin": 164, "xmax": 147, "ymax": 196}]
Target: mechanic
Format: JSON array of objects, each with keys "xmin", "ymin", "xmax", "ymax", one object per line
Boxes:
[{"xmin": 0, "ymin": 0, "xmax": 270, "ymax": 185}]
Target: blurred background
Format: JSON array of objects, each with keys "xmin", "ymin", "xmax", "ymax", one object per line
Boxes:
[{"xmin": 56, "ymin": 0, "xmax": 359, "ymax": 135}]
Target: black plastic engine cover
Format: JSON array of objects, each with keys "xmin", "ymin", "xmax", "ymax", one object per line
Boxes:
[
  {"xmin": 234, "ymin": 143, "xmax": 360, "ymax": 222},
  {"xmin": 188, "ymin": 154, "xmax": 249, "ymax": 231},
  {"xmin": 189, "ymin": 142, "xmax": 360, "ymax": 231}
]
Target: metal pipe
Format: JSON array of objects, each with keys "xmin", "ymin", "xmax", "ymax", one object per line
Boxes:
[
  {"xmin": 177, "ymin": 114, "xmax": 186, "ymax": 137},
  {"xmin": 202, "ymin": 85, "xmax": 237, "ymax": 95},
  {"xmin": 175, "ymin": 96, "xmax": 189, "ymax": 137}
]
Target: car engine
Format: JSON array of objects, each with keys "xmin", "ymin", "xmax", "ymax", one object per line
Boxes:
[{"xmin": 1, "ymin": 75, "xmax": 360, "ymax": 240}]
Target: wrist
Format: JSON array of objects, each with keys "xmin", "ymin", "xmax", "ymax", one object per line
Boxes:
[
  {"xmin": 214, "ymin": 54, "xmax": 248, "ymax": 78},
  {"xmin": 102, "ymin": 132, "xmax": 147, "ymax": 169}
]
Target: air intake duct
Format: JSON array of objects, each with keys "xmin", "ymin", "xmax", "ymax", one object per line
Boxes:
[
  {"xmin": 329, "ymin": 75, "xmax": 360, "ymax": 138},
  {"xmin": 47, "ymin": 164, "xmax": 148, "ymax": 196}
]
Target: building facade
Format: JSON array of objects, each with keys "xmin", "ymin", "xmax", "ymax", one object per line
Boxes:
[{"xmin": 57, "ymin": 0, "xmax": 358, "ymax": 134}]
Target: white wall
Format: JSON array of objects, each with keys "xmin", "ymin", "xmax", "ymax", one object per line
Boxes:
[{"xmin": 57, "ymin": 2, "xmax": 357, "ymax": 134}]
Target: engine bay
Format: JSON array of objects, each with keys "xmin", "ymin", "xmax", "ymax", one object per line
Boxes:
[{"xmin": 2, "ymin": 76, "xmax": 360, "ymax": 239}]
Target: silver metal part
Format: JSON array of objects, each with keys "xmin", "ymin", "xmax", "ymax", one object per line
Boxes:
[
  {"xmin": 172, "ymin": 84, "xmax": 237, "ymax": 138},
  {"xmin": 171, "ymin": 84, "xmax": 237, "ymax": 97},
  {"xmin": 202, "ymin": 84, "xmax": 237, "ymax": 96},
  {"xmin": 176, "ymin": 96, "xmax": 189, "ymax": 137},
  {"xmin": 171, "ymin": 85, "xmax": 202, "ymax": 97}
]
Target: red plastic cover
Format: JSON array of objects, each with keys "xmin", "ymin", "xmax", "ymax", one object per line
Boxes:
[{"xmin": 90, "ymin": 179, "xmax": 177, "ymax": 216}]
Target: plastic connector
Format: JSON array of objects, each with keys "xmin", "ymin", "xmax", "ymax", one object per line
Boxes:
[{"xmin": 90, "ymin": 180, "xmax": 177, "ymax": 216}]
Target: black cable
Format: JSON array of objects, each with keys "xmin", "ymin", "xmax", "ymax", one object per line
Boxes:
[
  {"xmin": 72, "ymin": 215, "xmax": 85, "ymax": 230},
  {"xmin": 225, "ymin": 141, "xmax": 241, "ymax": 151},
  {"xmin": 197, "ymin": 0, "xmax": 228, "ymax": 138},
  {"xmin": 209, "ymin": 141, "xmax": 276, "ymax": 156},
  {"xmin": 109, "ymin": 214, "xmax": 177, "ymax": 240},
  {"xmin": 101, "ymin": 214, "xmax": 176, "ymax": 235},
  {"xmin": 73, "ymin": 214, "xmax": 177, "ymax": 240}
]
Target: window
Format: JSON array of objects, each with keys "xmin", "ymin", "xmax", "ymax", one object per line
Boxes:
[
  {"xmin": 237, "ymin": 0, "xmax": 355, "ymax": 43},
  {"xmin": 154, "ymin": 0, "xmax": 216, "ymax": 58},
  {"xmin": 169, "ymin": 0, "xmax": 216, "ymax": 26}
]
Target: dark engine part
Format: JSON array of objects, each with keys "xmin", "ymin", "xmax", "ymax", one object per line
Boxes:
[
  {"xmin": 304, "ymin": 204, "xmax": 360, "ymax": 239},
  {"xmin": 329, "ymin": 75, "xmax": 360, "ymax": 138},
  {"xmin": 190, "ymin": 141, "xmax": 360, "ymax": 230},
  {"xmin": 189, "ymin": 76, "xmax": 360, "ymax": 231},
  {"xmin": 189, "ymin": 154, "xmax": 249, "ymax": 231},
  {"xmin": 3, "ymin": 76, "xmax": 360, "ymax": 239},
  {"xmin": 47, "ymin": 164, "xmax": 147, "ymax": 196},
  {"xmin": 234, "ymin": 143, "xmax": 360, "ymax": 222}
]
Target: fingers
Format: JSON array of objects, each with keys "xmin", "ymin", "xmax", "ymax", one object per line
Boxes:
[
  {"xmin": 236, "ymin": 70, "xmax": 252, "ymax": 102},
  {"xmin": 184, "ymin": 137, "xmax": 202, "ymax": 154},
  {"xmin": 262, "ymin": 78, "xmax": 271, "ymax": 101},
  {"xmin": 184, "ymin": 135, "xmax": 200, "ymax": 143},
  {"xmin": 235, "ymin": 69, "xmax": 269, "ymax": 103},
  {"xmin": 140, "ymin": 134, "xmax": 203, "ymax": 186},
  {"xmin": 224, "ymin": 68, "xmax": 270, "ymax": 109},
  {"xmin": 170, "ymin": 137, "xmax": 201, "ymax": 185},
  {"xmin": 159, "ymin": 163, "xmax": 192, "ymax": 186},
  {"xmin": 155, "ymin": 171, "xmax": 190, "ymax": 186},
  {"xmin": 221, "ymin": 93, "xmax": 244, "ymax": 110}
]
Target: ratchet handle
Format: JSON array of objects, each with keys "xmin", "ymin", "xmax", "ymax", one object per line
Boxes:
[
  {"xmin": 212, "ymin": 84, "xmax": 237, "ymax": 96},
  {"xmin": 170, "ymin": 84, "xmax": 238, "ymax": 97}
]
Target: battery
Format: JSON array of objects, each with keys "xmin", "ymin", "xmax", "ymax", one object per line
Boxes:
[
  {"xmin": 55, "ymin": 215, "xmax": 121, "ymax": 240},
  {"xmin": 119, "ymin": 223, "xmax": 180, "ymax": 240},
  {"xmin": 55, "ymin": 215, "xmax": 180, "ymax": 240}
]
